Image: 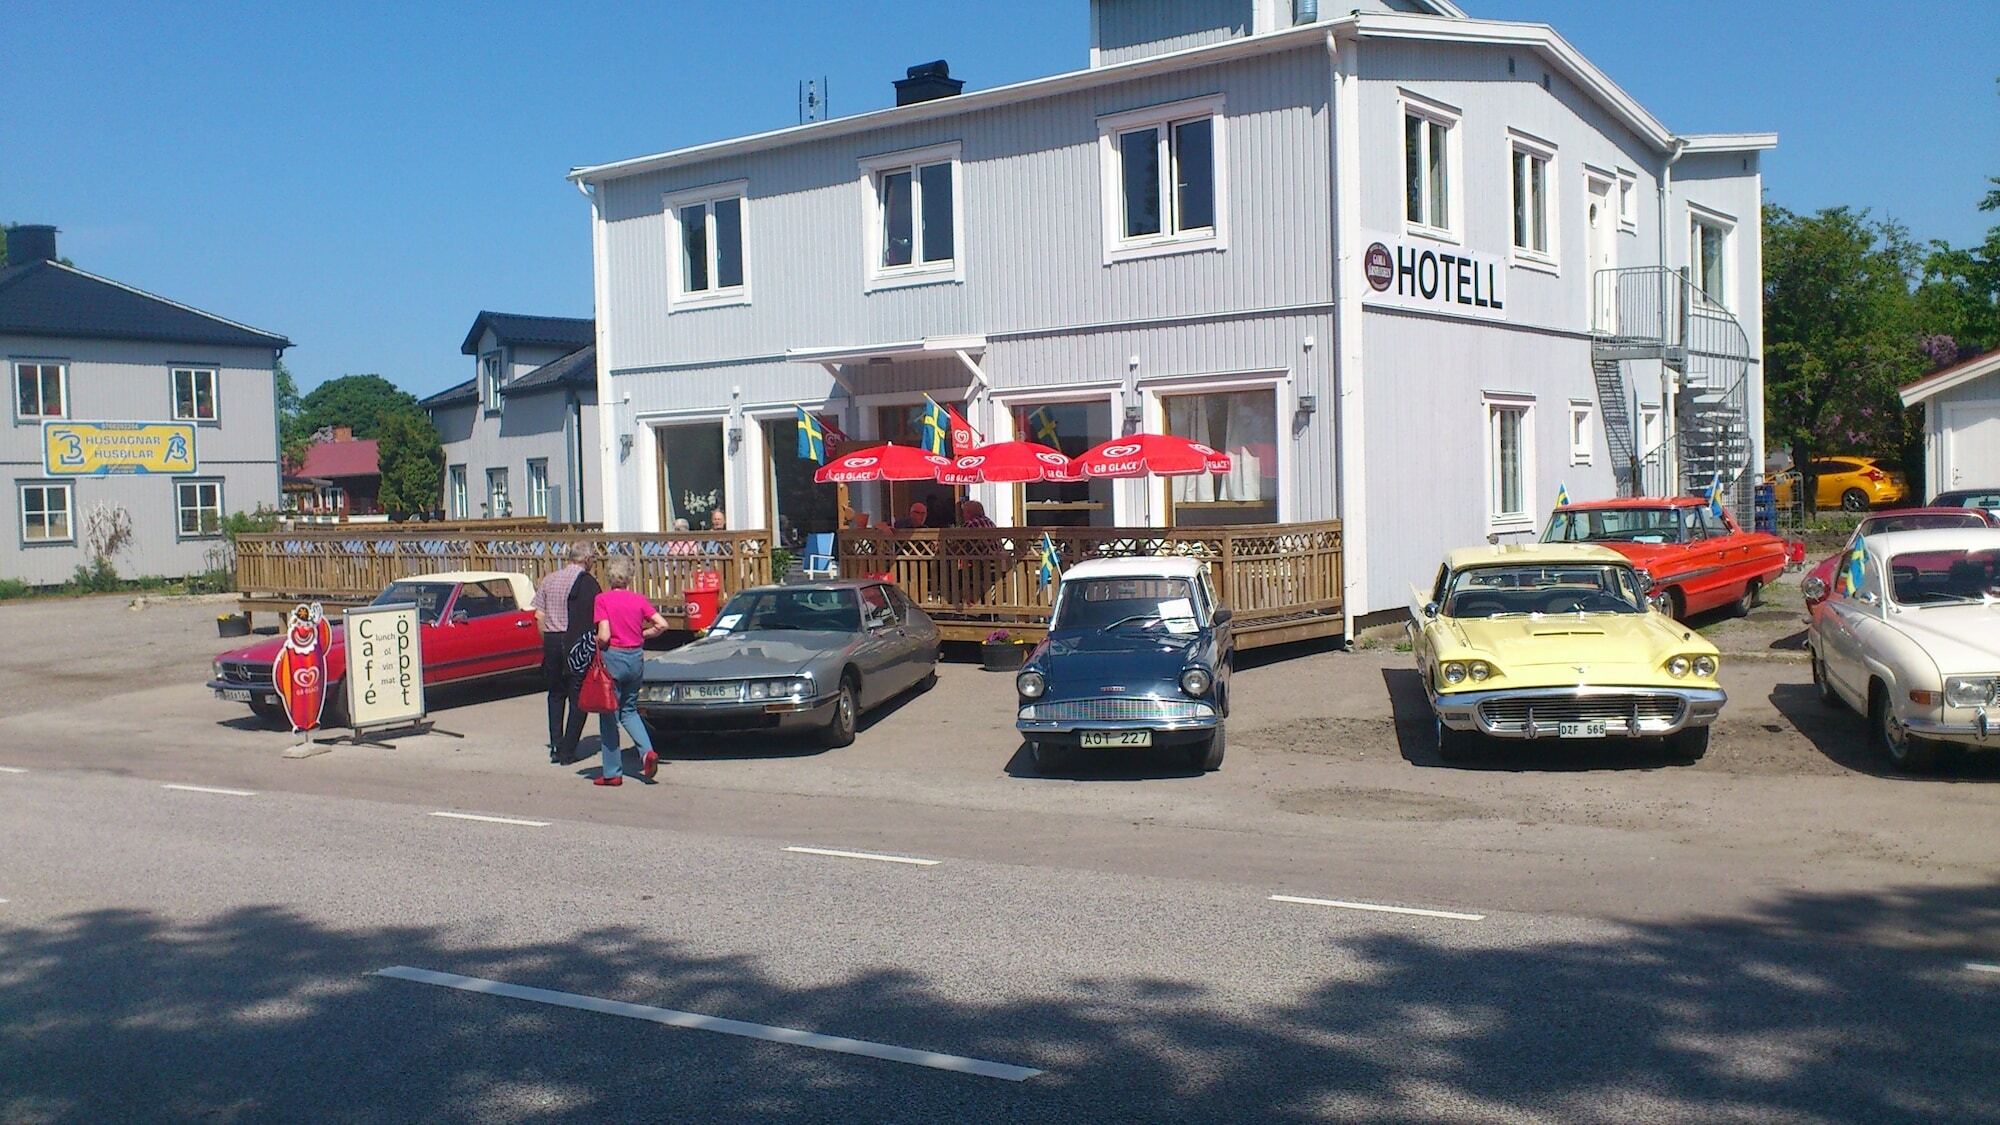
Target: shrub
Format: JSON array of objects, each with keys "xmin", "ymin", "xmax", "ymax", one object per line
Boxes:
[
  {"xmin": 69, "ymin": 557, "xmax": 121, "ymax": 594},
  {"xmin": 0, "ymin": 578, "xmax": 29, "ymax": 601}
]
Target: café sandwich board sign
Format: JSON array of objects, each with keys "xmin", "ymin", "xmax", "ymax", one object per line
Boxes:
[
  {"xmin": 342, "ymin": 602, "xmax": 426, "ymax": 734},
  {"xmin": 43, "ymin": 420, "xmax": 198, "ymax": 475},
  {"xmin": 1358, "ymin": 234, "xmax": 1508, "ymax": 323}
]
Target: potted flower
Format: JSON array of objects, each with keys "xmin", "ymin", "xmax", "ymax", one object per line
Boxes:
[{"xmin": 981, "ymin": 629, "xmax": 1028, "ymax": 671}]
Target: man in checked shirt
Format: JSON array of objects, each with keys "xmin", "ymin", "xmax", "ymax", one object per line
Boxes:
[{"xmin": 532, "ymin": 541, "xmax": 601, "ymax": 764}]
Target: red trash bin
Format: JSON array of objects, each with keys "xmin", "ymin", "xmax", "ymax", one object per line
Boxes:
[{"xmin": 683, "ymin": 569, "xmax": 723, "ymax": 632}]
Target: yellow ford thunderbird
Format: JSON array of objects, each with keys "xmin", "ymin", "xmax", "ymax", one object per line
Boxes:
[{"xmin": 1408, "ymin": 543, "xmax": 1725, "ymax": 761}]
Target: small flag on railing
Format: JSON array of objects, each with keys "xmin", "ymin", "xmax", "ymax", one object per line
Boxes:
[
  {"xmin": 1036, "ymin": 532, "xmax": 1061, "ymax": 589},
  {"xmin": 1707, "ymin": 470, "xmax": 1726, "ymax": 518},
  {"xmin": 796, "ymin": 406, "xmax": 826, "ymax": 464},
  {"xmin": 919, "ymin": 396, "xmax": 952, "ymax": 458},
  {"xmin": 1555, "ymin": 481, "xmax": 1571, "ymax": 508}
]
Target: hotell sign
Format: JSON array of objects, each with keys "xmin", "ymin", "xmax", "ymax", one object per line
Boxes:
[{"xmin": 1359, "ymin": 234, "xmax": 1507, "ymax": 322}]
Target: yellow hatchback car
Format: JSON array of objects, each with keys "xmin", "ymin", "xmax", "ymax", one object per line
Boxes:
[
  {"xmin": 1769, "ymin": 456, "xmax": 1910, "ymax": 512},
  {"xmin": 1408, "ymin": 543, "xmax": 1726, "ymax": 761}
]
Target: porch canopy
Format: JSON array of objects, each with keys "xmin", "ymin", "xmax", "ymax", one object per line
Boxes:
[{"xmin": 785, "ymin": 333, "xmax": 990, "ymax": 402}]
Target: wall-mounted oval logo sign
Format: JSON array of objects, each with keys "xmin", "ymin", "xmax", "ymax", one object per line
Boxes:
[
  {"xmin": 1364, "ymin": 243, "xmax": 1395, "ymax": 292},
  {"xmin": 1101, "ymin": 443, "xmax": 1141, "ymax": 458}
]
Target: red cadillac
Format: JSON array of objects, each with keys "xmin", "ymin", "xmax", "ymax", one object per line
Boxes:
[
  {"xmin": 207, "ymin": 571, "xmax": 544, "ymax": 727},
  {"xmin": 1541, "ymin": 497, "xmax": 1789, "ymax": 620},
  {"xmin": 1800, "ymin": 507, "xmax": 2000, "ymax": 621}
]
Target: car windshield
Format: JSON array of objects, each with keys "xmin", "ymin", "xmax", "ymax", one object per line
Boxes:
[
  {"xmin": 1542, "ymin": 507, "xmax": 1684, "ymax": 545},
  {"xmin": 1887, "ymin": 549, "xmax": 2000, "ymax": 606},
  {"xmin": 1935, "ymin": 491, "xmax": 2000, "ymax": 511},
  {"xmin": 1445, "ymin": 564, "xmax": 1645, "ymax": 618},
  {"xmin": 713, "ymin": 588, "xmax": 860, "ymax": 633},
  {"xmin": 374, "ymin": 582, "xmax": 454, "ymax": 625},
  {"xmin": 1860, "ymin": 512, "xmax": 1986, "ymax": 535},
  {"xmin": 1052, "ymin": 577, "xmax": 1200, "ymax": 633}
]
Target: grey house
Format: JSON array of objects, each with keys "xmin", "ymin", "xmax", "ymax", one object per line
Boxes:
[
  {"xmin": 1, "ymin": 224, "xmax": 289, "ymax": 586},
  {"xmin": 569, "ymin": 1, "xmax": 1770, "ymax": 626},
  {"xmin": 422, "ymin": 311, "xmax": 598, "ymax": 523}
]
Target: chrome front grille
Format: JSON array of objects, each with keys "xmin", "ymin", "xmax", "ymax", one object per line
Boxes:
[
  {"xmin": 1478, "ymin": 693, "xmax": 1682, "ymax": 734},
  {"xmin": 221, "ymin": 662, "xmax": 274, "ymax": 686},
  {"xmin": 1021, "ymin": 697, "xmax": 1213, "ymax": 723}
]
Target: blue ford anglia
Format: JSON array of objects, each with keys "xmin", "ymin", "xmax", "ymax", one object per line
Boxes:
[{"xmin": 1015, "ymin": 557, "xmax": 1233, "ymax": 772}]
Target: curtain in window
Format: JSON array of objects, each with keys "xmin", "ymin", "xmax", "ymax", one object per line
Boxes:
[
  {"xmin": 1495, "ymin": 409, "xmax": 1523, "ymax": 516},
  {"xmin": 1167, "ymin": 389, "xmax": 1278, "ymax": 524}
]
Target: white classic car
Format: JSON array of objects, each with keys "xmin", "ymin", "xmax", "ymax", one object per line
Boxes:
[{"xmin": 1807, "ymin": 527, "xmax": 2000, "ymax": 770}]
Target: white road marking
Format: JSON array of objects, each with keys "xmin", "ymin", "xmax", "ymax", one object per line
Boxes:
[
  {"xmin": 0, "ymin": 766, "xmax": 27, "ymax": 774},
  {"xmin": 162, "ymin": 783, "xmax": 256, "ymax": 797},
  {"xmin": 1270, "ymin": 894, "xmax": 1485, "ymax": 922},
  {"xmin": 784, "ymin": 846, "xmax": 939, "ymax": 867},
  {"xmin": 374, "ymin": 966, "xmax": 1040, "ymax": 1081},
  {"xmin": 430, "ymin": 811, "xmax": 550, "ymax": 828},
  {"xmin": 1966, "ymin": 962, "xmax": 2000, "ymax": 975}
]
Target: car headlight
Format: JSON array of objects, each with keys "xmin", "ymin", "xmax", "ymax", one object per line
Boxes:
[
  {"xmin": 212, "ymin": 659, "xmax": 224, "ymax": 679},
  {"xmin": 1693, "ymin": 655, "xmax": 1719, "ymax": 678},
  {"xmin": 788, "ymin": 675, "xmax": 814, "ymax": 698},
  {"xmin": 1667, "ymin": 656, "xmax": 1692, "ymax": 678},
  {"xmin": 1945, "ymin": 675, "xmax": 2000, "ymax": 708},
  {"xmin": 1017, "ymin": 670, "xmax": 1045, "ymax": 699},
  {"xmin": 1441, "ymin": 661, "xmax": 1468, "ymax": 685},
  {"xmin": 747, "ymin": 680, "xmax": 772, "ymax": 700},
  {"xmin": 1181, "ymin": 667, "xmax": 1212, "ymax": 697},
  {"xmin": 1467, "ymin": 661, "xmax": 1492, "ymax": 682}
]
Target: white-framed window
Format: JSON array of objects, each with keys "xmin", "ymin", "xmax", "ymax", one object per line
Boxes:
[
  {"xmin": 526, "ymin": 458, "xmax": 549, "ymax": 518},
  {"xmin": 1508, "ymin": 131, "xmax": 1556, "ymax": 265},
  {"xmin": 1616, "ymin": 169, "xmax": 1638, "ymax": 232},
  {"xmin": 859, "ymin": 143, "xmax": 963, "ymax": 289},
  {"xmin": 176, "ymin": 480, "xmax": 223, "ymax": 539},
  {"xmin": 479, "ymin": 352, "xmax": 503, "ymax": 414},
  {"xmin": 485, "ymin": 467, "xmax": 510, "ymax": 517},
  {"xmin": 447, "ymin": 464, "xmax": 468, "ymax": 519},
  {"xmin": 664, "ymin": 180, "xmax": 749, "ymax": 308},
  {"xmin": 171, "ymin": 367, "xmax": 219, "ymax": 422},
  {"xmin": 19, "ymin": 481, "xmax": 73, "ymax": 544},
  {"xmin": 13, "ymin": 361, "xmax": 67, "ymax": 421},
  {"xmin": 1689, "ymin": 206, "xmax": 1734, "ymax": 308},
  {"xmin": 1485, "ymin": 393, "xmax": 1535, "ymax": 530},
  {"xmin": 1400, "ymin": 91, "xmax": 1460, "ymax": 239},
  {"xmin": 1638, "ymin": 403, "xmax": 1664, "ymax": 456},
  {"xmin": 1098, "ymin": 94, "xmax": 1227, "ymax": 262},
  {"xmin": 1568, "ymin": 400, "xmax": 1594, "ymax": 466}
]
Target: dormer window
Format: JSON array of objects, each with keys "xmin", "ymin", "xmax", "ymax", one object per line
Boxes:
[{"xmin": 479, "ymin": 352, "xmax": 503, "ymax": 413}]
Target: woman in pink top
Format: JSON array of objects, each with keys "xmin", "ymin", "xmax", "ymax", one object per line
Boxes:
[{"xmin": 591, "ymin": 557, "xmax": 668, "ymax": 786}]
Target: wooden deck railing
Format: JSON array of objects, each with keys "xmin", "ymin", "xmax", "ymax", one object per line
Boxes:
[
  {"xmin": 235, "ymin": 529, "xmax": 769, "ymax": 624},
  {"xmin": 837, "ymin": 520, "xmax": 1343, "ymax": 648}
]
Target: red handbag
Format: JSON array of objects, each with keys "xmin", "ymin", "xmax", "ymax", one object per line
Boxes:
[{"xmin": 577, "ymin": 653, "xmax": 619, "ymax": 714}]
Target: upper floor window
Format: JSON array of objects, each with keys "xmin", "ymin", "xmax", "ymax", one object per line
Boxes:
[
  {"xmin": 665, "ymin": 181, "xmax": 749, "ymax": 308},
  {"xmin": 14, "ymin": 362, "xmax": 67, "ymax": 421},
  {"xmin": 1689, "ymin": 208, "xmax": 1733, "ymax": 307},
  {"xmin": 1098, "ymin": 95, "xmax": 1227, "ymax": 262},
  {"xmin": 1401, "ymin": 93, "xmax": 1459, "ymax": 238},
  {"xmin": 860, "ymin": 143, "xmax": 962, "ymax": 289},
  {"xmin": 1509, "ymin": 133, "xmax": 1555, "ymax": 263},
  {"xmin": 172, "ymin": 367, "xmax": 218, "ymax": 422},
  {"xmin": 479, "ymin": 353, "xmax": 503, "ymax": 413}
]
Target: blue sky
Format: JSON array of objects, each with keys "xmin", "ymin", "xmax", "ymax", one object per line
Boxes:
[{"xmin": 3, "ymin": 1, "xmax": 1994, "ymax": 397}]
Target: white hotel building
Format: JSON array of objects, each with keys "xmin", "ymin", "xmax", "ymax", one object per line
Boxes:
[{"xmin": 569, "ymin": 0, "xmax": 1772, "ymax": 628}]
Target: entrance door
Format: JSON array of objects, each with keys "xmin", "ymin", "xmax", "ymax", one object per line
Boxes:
[
  {"xmin": 1586, "ymin": 176, "xmax": 1616, "ymax": 332},
  {"xmin": 1945, "ymin": 401, "xmax": 2000, "ymax": 490}
]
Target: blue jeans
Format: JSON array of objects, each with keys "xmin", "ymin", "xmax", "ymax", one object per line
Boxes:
[{"xmin": 599, "ymin": 647, "xmax": 652, "ymax": 777}]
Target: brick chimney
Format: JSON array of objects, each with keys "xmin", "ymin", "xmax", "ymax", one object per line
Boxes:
[{"xmin": 331, "ymin": 425, "xmax": 354, "ymax": 442}]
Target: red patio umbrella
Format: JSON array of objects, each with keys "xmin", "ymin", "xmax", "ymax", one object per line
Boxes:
[
  {"xmin": 1071, "ymin": 433, "xmax": 1232, "ymax": 478},
  {"xmin": 813, "ymin": 444, "xmax": 953, "ymax": 484},
  {"xmin": 935, "ymin": 441, "xmax": 1080, "ymax": 485}
]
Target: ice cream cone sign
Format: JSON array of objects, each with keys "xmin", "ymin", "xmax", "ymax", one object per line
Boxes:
[{"xmin": 274, "ymin": 602, "xmax": 332, "ymax": 732}]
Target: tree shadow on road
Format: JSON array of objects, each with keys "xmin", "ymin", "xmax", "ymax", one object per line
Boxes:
[
  {"xmin": 3, "ymin": 882, "xmax": 1998, "ymax": 1121},
  {"xmin": 1383, "ymin": 668, "xmax": 1695, "ymax": 773}
]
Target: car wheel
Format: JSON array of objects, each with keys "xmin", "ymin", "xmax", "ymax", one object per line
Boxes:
[
  {"xmin": 915, "ymin": 668, "xmax": 938, "ymax": 693},
  {"xmin": 248, "ymin": 700, "xmax": 287, "ymax": 727},
  {"xmin": 821, "ymin": 679, "xmax": 857, "ymax": 748},
  {"xmin": 1436, "ymin": 720, "xmax": 1480, "ymax": 762},
  {"xmin": 1667, "ymin": 725, "xmax": 1710, "ymax": 762},
  {"xmin": 1841, "ymin": 488, "xmax": 1869, "ymax": 513},
  {"xmin": 1872, "ymin": 685, "xmax": 1937, "ymax": 772},
  {"xmin": 1186, "ymin": 723, "xmax": 1226, "ymax": 772},
  {"xmin": 1811, "ymin": 649, "xmax": 1842, "ymax": 709},
  {"xmin": 1649, "ymin": 587, "xmax": 1683, "ymax": 620},
  {"xmin": 1729, "ymin": 580, "xmax": 1759, "ymax": 618},
  {"xmin": 1030, "ymin": 740, "xmax": 1069, "ymax": 773}
]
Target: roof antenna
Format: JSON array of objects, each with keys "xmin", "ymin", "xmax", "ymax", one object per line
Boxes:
[{"xmin": 799, "ymin": 77, "xmax": 828, "ymax": 124}]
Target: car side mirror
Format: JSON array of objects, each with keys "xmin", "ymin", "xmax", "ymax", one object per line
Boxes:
[
  {"xmin": 1856, "ymin": 590, "xmax": 1880, "ymax": 607},
  {"xmin": 1421, "ymin": 602, "xmax": 1439, "ymax": 620},
  {"xmin": 1211, "ymin": 607, "xmax": 1233, "ymax": 626},
  {"xmin": 1635, "ymin": 572, "xmax": 1657, "ymax": 595},
  {"xmin": 1800, "ymin": 576, "xmax": 1827, "ymax": 602},
  {"xmin": 449, "ymin": 610, "xmax": 469, "ymax": 625}
]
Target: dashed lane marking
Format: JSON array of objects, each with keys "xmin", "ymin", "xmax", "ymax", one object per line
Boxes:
[
  {"xmin": 1270, "ymin": 894, "xmax": 1486, "ymax": 922},
  {"xmin": 162, "ymin": 783, "xmax": 257, "ymax": 797},
  {"xmin": 373, "ymin": 966, "xmax": 1041, "ymax": 1081},
  {"xmin": 1967, "ymin": 962, "xmax": 2000, "ymax": 975},
  {"xmin": 784, "ymin": 846, "xmax": 940, "ymax": 867},
  {"xmin": 0, "ymin": 766, "xmax": 27, "ymax": 774},
  {"xmin": 430, "ymin": 811, "xmax": 550, "ymax": 828}
]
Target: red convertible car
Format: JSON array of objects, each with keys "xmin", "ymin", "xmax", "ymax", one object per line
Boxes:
[
  {"xmin": 208, "ymin": 571, "xmax": 543, "ymax": 727},
  {"xmin": 1800, "ymin": 507, "xmax": 1999, "ymax": 620},
  {"xmin": 1541, "ymin": 497, "xmax": 1789, "ymax": 620}
]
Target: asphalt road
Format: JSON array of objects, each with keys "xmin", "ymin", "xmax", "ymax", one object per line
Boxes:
[{"xmin": 3, "ymin": 593, "xmax": 1998, "ymax": 1122}]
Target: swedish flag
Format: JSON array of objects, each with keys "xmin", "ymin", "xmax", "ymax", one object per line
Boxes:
[
  {"xmin": 1555, "ymin": 481, "xmax": 1571, "ymax": 508},
  {"xmin": 1707, "ymin": 470, "xmax": 1726, "ymax": 518},
  {"xmin": 1036, "ymin": 532, "xmax": 1060, "ymax": 589},
  {"xmin": 796, "ymin": 406, "xmax": 825, "ymax": 463},
  {"xmin": 1028, "ymin": 406, "xmax": 1061, "ymax": 448},
  {"xmin": 1843, "ymin": 534, "xmax": 1866, "ymax": 595},
  {"xmin": 919, "ymin": 396, "xmax": 952, "ymax": 457}
]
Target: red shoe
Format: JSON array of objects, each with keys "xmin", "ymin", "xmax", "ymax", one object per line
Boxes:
[
  {"xmin": 641, "ymin": 751, "xmax": 659, "ymax": 780},
  {"xmin": 593, "ymin": 776, "xmax": 623, "ymax": 787}
]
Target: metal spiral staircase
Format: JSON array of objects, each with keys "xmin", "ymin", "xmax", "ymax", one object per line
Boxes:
[{"xmin": 1590, "ymin": 266, "xmax": 1756, "ymax": 516}]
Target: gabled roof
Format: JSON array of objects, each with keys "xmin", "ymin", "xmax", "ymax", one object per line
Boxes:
[
  {"xmin": 420, "ymin": 378, "xmax": 478, "ymax": 409},
  {"xmin": 503, "ymin": 343, "xmax": 595, "ymax": 397},
  {"xmin": 295, "ymin": 438, "xmax": 379, "ymax": 479},
  {"xmin": 460, "ymin": 311, "xmax": 594, "ymax": 356},
  {"xmin": 1901, "ymin": 347, "xmax": 2000, "ymax": 407},
  {"xmin": 0, "ymin": 258, "xmax": 290, "ymax": 350}
]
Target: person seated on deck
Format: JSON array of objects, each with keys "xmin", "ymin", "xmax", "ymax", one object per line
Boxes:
[{"xmin": 893, "ymin": 502, "xmax": 928, "ymax": 530}]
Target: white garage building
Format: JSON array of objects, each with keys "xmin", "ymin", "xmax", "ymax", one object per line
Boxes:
[{"xmin": 1902, "ymin": 347, "xmax": 2000, "ymax": 504}]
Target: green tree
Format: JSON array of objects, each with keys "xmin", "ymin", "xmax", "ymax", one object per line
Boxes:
[
  {"xmin": 1912, "ymin": 176, "xmax": 2000, "ymax": 360},
  {"xmin": 295, "ymin": 373, "xmax": 424, "ymax": 442},
  {"xmin": 374, "ymin": 410, "xmax": 444, "ymax": 516},
  {"xmin": 272, "ymin": 359, "xmax": 314, "ymax": 468}
]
